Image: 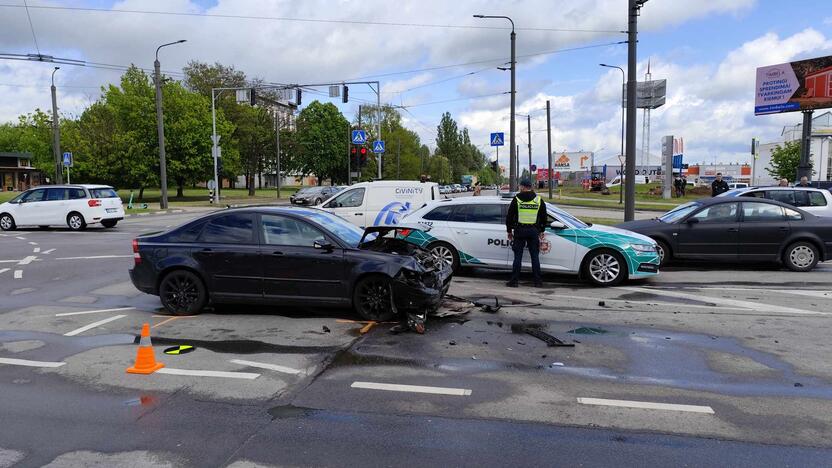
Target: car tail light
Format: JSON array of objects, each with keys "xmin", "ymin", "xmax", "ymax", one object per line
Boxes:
[
  {"xmin": 88, "ymin": 199, "xmax": 102, "ymax": 207},
  {"xmin": 132, "ymin": 239, "xmax": 141, "ymax": 265}
]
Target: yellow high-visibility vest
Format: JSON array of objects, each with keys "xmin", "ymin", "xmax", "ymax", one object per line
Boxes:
[{"xmin": 516, "ymin": 195, "xmax": 541, "ymax": 224}]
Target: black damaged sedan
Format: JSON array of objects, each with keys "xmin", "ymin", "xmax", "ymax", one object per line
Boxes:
[{"xmin": 129, "ymin": 207, "xmax": 451, "ymax": 320}]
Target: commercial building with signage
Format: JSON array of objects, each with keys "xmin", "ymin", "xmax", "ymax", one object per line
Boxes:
[{"xmin": 754, "ymin": 111, "xmax": 832, "ymax": 184}]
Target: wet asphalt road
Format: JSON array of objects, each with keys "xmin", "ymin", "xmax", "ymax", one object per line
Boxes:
[{"xmin": 2, "ymin": 209, "xmax": 832, "ymax": 467}]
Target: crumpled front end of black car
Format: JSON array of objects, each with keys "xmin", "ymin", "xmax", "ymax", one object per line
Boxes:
[{"xmin": 360, "ymin": 235, "xmax": 452, "ymax": 314}]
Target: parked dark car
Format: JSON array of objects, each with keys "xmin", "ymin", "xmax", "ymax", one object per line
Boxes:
[
  {"xmin": 289, "ymin": 186, "xmax": 341, "ymax": 206},
  {"xmin": 129, "ymin": 207, "xmax": 452, "ymax": 320},
  {"xmin": 616, "ymin": 198, "xmax": 832, "ymax": 271}
]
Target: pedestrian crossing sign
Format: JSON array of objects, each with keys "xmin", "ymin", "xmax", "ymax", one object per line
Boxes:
[
  {"xmin": 490, "ymin": 132, "xmax": 505, "ymax": 147},
  {"xmin": 373, "ymin": 140, "xmax": 385, "ymax": 153}
]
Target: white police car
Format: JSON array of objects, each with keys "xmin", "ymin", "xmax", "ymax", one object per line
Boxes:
[{"xmin": 400, "ymin": 197, "xmax": 660, "ymax": 286}]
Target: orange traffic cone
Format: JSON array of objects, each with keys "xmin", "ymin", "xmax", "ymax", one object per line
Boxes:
[{"xmin": 126, "ymin": 323, "xmax": 164, "ymax": 374}]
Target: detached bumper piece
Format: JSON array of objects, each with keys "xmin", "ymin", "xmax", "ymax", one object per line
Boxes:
[{"xmin": 392, "ymin": 268, "xmax": 452, "ymax": 313}]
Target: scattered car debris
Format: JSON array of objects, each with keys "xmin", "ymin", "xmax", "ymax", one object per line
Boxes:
[
  {"xmin": 322, "ymin": 326, "xmax": 331, "ymax": 333},
  {"xmin": 449, "ymin": 340, "xmax": 456, "ymax": 346},
  {"xmin": 598, "ymin": 301, "xmax": 606, "ymax": 307},
  {"xmin": 523, "ymin": 328, "xmax": 575, "ymax": 347},
  {"xmin": 567, "ymin": 327, "xmax": 609, "ymax": 335},
  {"xmin": 549, "ymin": 362, "xmax": 564, "ymax": 367}
]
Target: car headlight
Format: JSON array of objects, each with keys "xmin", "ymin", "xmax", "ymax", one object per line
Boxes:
[
  {"xmin": 398, "ymin": 268, "xmax": 424, "ymax": 285},
  {"xmin": 628, "ymin": 243, "xmax": 656, "ymax": 253}
]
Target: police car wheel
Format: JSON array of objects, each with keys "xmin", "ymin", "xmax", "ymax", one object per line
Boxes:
[
  {"xmin": 583, "ymin": 249, "xmax": 627, "ymax": 287},
  {"xmin": 429, "ymin": 242, "xmax": 460, "ymax": 272}
]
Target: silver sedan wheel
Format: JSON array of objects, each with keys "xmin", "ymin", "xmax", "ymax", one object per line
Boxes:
[
  {"xmin": 589, "ymin": 253, "xmax": 621, "ymax": 284},
  {"xmin": 789, "ymin": 245, "xmax": 815, "ymax": 269},
  {"xmin": 0, "ymin": 216, "xmax": 12, "ymax": 230},
  {"xmin": 656, "ymin": 243, "xmax": 666, "ymax": 263},
  {"xmin": 68, "ymin": 215, "xmax": 83, "ymax": 230},
  {"xmin": 431, "ymin": 245, "xmax": 455, "ymax": 268}
]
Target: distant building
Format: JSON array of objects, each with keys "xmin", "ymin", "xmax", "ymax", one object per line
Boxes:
[
  {"xmin": 756, "ymin": 111, "xmax": 832, "ymax": 183},
  {"xmin": 0, "ymin": 152, "xmax": 43, "ymax": 192}
]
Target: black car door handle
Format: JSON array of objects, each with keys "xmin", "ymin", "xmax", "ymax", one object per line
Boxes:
[
  {"xmin": 271, "ymin": 251, "xmax": 284, "ymax": 256},
  {"xmin": 779, "ymin": 227, "xmax": 789, "ymax": 231},
  {"xmin": 354, "ymin": 213, "xmax": 363, "ymax": 216},
  {"xmin": 727, "ymin": 228, "xmax": 738, "ymax": 232},
  {"xmin": 199, "ymin": 248, "xmax": 214, "ymax": 254}
]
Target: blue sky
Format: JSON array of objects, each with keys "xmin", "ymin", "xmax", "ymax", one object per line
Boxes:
[{"xmin": 1, "ymin": 0, "xmax": 830, "ymax": 169}]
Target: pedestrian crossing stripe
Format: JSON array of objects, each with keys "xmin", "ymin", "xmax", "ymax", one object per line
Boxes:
[{"xmin": 163, "ymin": 345, "xmax": 195, "ymax": 355}]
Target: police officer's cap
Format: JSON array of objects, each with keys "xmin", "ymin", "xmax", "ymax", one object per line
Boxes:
[{"xmin": 519, "ymin": 179, "xmax": 532, "ymax": 188}]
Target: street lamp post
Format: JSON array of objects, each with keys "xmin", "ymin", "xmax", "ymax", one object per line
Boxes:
[
  {"xmin": 50, "ymin": 66, "xmax": 62, "ymax": 184},
  {"xmin": 474, "ymin": 14, "xmax": 517, "ymax": 192},
  {"xmin": 154, "ymin": 39, "xmax": 186, "ymax": 210},
  {"xmin": 600, "ymin": 64, "xmax": 625, "ymax": 205},
  {"xmin": 624, "ymin": 0, "xmax": 647, "ymax": 221}
]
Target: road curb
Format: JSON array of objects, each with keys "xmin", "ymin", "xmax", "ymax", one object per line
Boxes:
[{"xmin": 125, "ymin": 209, "xmax": 186, "ymax": 218}]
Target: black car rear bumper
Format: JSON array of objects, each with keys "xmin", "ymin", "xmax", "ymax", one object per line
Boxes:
[{"xmin": 129, "ymin": 266, "xmax": 157, "ymax": 295}]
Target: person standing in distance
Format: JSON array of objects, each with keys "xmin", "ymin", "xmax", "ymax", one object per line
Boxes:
[
  {"xmin": 711, "ymin": 173, "xmax": 730, "ymax": 197},
  {"xmin": 505, "ymin": 179, "xmax": 547, "ymax": 287}
]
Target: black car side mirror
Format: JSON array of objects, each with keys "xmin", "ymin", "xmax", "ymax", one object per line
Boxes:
[
  {"xmin": 314, "ymin": 240, "xmax": 334, "ymax": 252},
  {"xmin": 686, "ymin": 217, "xmax": 699, "ymax": 224}
]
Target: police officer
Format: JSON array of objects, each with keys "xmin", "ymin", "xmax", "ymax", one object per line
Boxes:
[{"xmin": 505, "ymin": 179, "xmax": 547, "ymax": 287}]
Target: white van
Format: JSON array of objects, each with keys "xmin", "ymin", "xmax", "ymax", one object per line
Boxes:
[{"xmin": 317, "ymin": 181, "xmax": 439, "ymax": 227}]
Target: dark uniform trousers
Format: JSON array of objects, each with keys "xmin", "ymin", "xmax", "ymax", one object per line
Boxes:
[{"xmin": 510, "ymin": 225, "xmax": 542, "ymax": 283}]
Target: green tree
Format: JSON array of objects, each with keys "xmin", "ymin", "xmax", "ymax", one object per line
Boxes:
[
  {"xmin": 766, "ymin": 140, "xmax": 803, "ymax": 181},
  {"xmin": 435, "ymin": 112, "xmax": 463, "ymax": 181},
  {"xmin": 236, "ymin": 105, "xmax": 276, "ymax": 195},
  {"xmin": 291, "ymin": 101, "xmax": 350, "ymax": 184}
]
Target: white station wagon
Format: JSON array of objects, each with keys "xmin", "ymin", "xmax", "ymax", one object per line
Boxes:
[{"xmin": 0, "ymin": 184, "xmax": 125, "ymax": 231}]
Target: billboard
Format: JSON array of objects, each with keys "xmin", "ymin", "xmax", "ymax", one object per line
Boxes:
[
  {"xmin": 755, "ymin": 55, "xmax": 832, "ymax": 115},
  {"xmin": 550, "ymin": 152, "xmax": 592, "ymax": 172},
  {"xmin": 623, "ymin": 79, "xmax": 667, "ymax": 109}
]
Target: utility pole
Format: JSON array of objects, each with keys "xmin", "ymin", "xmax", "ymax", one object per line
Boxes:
[
  {"xmin": 527, "ymin": 114, "xmax": 532, "ymax": 185},
  {"xmin": 624, "ymin": 1, "xmax": 645, "ymax": 221},
  {"xmin": 50, "ymin": 67, "xmax": 62, "ymax": 184},
  {"xmin": 798, "ymin": 110, "xmax": 814, "ymax": 181},
  {"xmin": 397, "ymin": 136, "xmax": 401, "ymax": 179},
  {"xmin": 275, "ymin": 110, "xmax": 282, "ymax": 198},
  {"xmin": 154, "ymin": 39, "xmax": 186, "ymax": 209},
  {"xmin": 347, "ymin": 124, "xmax": 352, "ymax": 185},
  {"xmin": 546, "ymin": 100, "xmax": 552, "ymax": 199},
  {"xmin": 473, "ymin": 14, "xmax": 516, "ymax": 192}
]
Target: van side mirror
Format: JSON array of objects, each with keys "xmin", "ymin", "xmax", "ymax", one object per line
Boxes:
[
  {"xmin": 550, "ymin": 220, "xmax": 566, "ymax": 229},
  {"xmin": 686, "ymin": 217, "xmax": 699, "ymax": 224}
]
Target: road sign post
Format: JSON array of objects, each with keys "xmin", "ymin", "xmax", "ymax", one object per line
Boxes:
[
  {"xmin": 351, "ymin": 130, "xmax": 367, "ymax": 145},
  {"xmin": 62, "ymin": 152, "xmax": 73, "ymax": 184},
  {"xmin": 373, "ymin": 140, "xmax": 385, "ymax": 154},
  {"xmin": 490, "ymin": 132, "xmax": 505, "ymax": 147}
]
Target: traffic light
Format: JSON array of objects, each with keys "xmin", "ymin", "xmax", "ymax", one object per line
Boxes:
[
  {"xmin": 250, "ymin": 88, "xmax": 256, "ymax": 106},
  {"xmin": 342, "ymin": 85, "xmax": 349, "ymax": 103},
  {"xmin": 360, "ymin": 146, "xmax": 368, "ymax": 166},
  {"xmin": 490, "ymin": 160, "xmax": 498, "ymax": 173},
  {"xmin": 296, "ymin": 88, "xmax": 302, "ymax": 106},
  {"xmin": 350, "ymin": 146, "xmax": 358, "ymax": 166}
]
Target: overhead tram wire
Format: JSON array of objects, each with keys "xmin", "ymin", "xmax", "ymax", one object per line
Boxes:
[
  {"xmin": 0, "ymin": 4, "xmax": 625, "ymax": 34},
  {"xmin": 22, "ymin": 0, "xmax": 41, "ymax": 55}
]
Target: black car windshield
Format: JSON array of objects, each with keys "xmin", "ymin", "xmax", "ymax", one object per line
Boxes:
[
  {"xmin": 302, "ymin": 210, "xmax": 365, "ymax": 247},
  {"xmin": 659, "ymin": 202, "xmax": 700, "ymax": 223}
]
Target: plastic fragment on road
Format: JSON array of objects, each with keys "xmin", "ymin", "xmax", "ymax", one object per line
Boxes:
[{"xmin": 567, "ymin": 327, "xmax": 609, "ymax": 335}]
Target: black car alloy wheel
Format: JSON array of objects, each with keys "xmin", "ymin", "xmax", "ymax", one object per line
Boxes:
[
  {"xmin": 160, "ymin": 270, "xmax": 207, "ymax": 315},
  {"xmin": 354, "ymin": 275, "xmax": 396, "ymax": 321}
]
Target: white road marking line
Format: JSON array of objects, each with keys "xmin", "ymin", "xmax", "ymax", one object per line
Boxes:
[
  {"xmin": 55, "ymin": 307, "xmax": 136, "ymax": 317},
  {"xmin": 0, "ymin": 259, "xmax": 25, "ymax": 263},
  {"xmin": 17, "ymin": 255, "xmax": 36, "ymax": 265},
  {"xmin": 684, "ymin": 287, "xmax": 832, "ymax": 300},
  {"xmin": 351, "ymin": 381, "xmax": 472, "ymax": 396},
  {"xmin": 577, "ymin": 397, "xmax": 714, "ymax": 414},
  {"xmin": 15, "ymin": 236, "xmax": 26, "ymax": 240},
  {"xmin": 42, "ymin": 248, "xmax": 55, "ymax": 254},
  {"xmin": 156, "ymin": 368, "xmax": 260, "ymax": 380},
  {"xmin": 28, "ymin": 241, "xmax": 37, "ymax": 246},
  {"xmin": 0, "ymin": 357, "xmax": 66, "ymax": 368},
  {"xmin": 63, "ymin": 315, "xmax": 127, "ymax": 336},
  {"xmin": 33, "ymin": 247, "xmax": 40, "ymax": 253},
  {"xmin": 0, "ymin": 268, "xmax": 8, "ymax": 274},
  {"xmin": 55, "ymin": 255, "xmax": 133, "ymax": 260},
  {"xmin": 13, "ymin": 270, "xmax": 22, "ymax": 279},
  {"xmin": 620, "ymin": 286, "xmax": 826, "ymax": 316},
  {"xmin": 230, "ymin": 359, "xmax": 303, "ymax": 375},
  {"xmin": 555, "ymin": 294, "xmax": 749, "ymax": 311}
]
